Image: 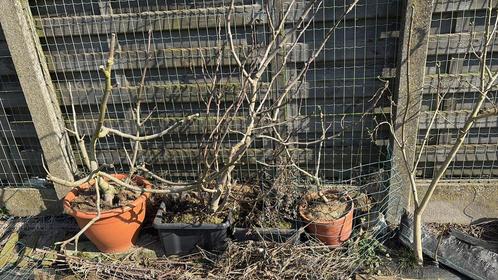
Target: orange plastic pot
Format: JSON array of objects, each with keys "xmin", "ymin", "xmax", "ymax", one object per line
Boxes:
[
  {"xmin": 63, "ymin": 174, "xmax": 151, "ymax": 253},
  {"xmin": 298, "ymin": 190, "xmax": 354, "ymax": 247}
]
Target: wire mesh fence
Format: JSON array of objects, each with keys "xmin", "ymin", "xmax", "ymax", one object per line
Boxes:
[
  {"xmin": 0, "ymin": 25, "xmax": 47, "ymax": 188},
  {"xmin": 27, "ymin": 0, "xmax": 400, "ymax": 183},
  {"xmin": 419, "ymin": 0, "xmax": 498, "ymax": 179},
  {"xmin": 0, "ymin": 1, "xmax": 404, "ymax": 276},
  {"xmin": 13, "ymin": 0, "xmax": 495, "ymax": 189},
  {"xmin": 0, "ymin": 0, "xmax": 484, "ymax": 197},
  {"xmin": 0, "ymin": 0, "xmax": 496, "ymax": 278}
]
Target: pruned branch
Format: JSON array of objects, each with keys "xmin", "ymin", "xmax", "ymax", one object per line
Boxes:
[
  {"xmin": 412, "ymin": 63, "xmax": 447, "ymax": 173},
  {"xmin": 137, "ymin": 165, "xmax": 195, "ymax": 187},
  {"xmin": 127, "ymin": 29, "xmax": 154, "ymax": 181}
]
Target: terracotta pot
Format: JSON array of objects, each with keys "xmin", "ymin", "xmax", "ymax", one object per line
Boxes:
[
  {"xmin": 298, "ymin": 190, "xmax": 354, "ymax": 247},
  {"xmin": 63, "ymin": 174, "xmax": 151, "ymax": 253}
]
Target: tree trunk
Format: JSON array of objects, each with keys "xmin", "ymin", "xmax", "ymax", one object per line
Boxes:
[
  {"xmin": 96, "ymin": 175, "xmax": 116, "ymax": 206},
  {"xmin": 413, "ymin": 210, "xmax": 424, "ymax": 266},
  {"xmin": 209, "ymin": 188, "xmax": 223, "ymax": 212},
  {"xmin": 209, "ymin": 168, "xmax": 231, "ymax": 212}
]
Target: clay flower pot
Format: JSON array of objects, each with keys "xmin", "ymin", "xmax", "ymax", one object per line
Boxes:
[
  {"xmin": 298, "ymin": 190, "xmax": 354, "ymax": 247},
  {"xmin": 63, "ymin": 174, "xmax": 151, "ymax": 253}
]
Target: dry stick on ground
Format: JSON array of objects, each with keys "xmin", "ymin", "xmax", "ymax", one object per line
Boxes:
[
  {"xmin": 372, "ymin": 2, "xmax": 498, "ymax": 265},
  {"xmin": 46, "ymin": 33, "xmax": 202, "ymax": 251}
]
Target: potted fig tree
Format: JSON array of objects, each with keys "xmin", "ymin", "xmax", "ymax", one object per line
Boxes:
[
  {"xmin": 297, "ymin": 110, "xmax": 354, "ymax": 247},
  {"xmin": 46, "ymin": 33, "xmax": 199, "ymax": 253},
  {"xmin": 268, "ymin": 106, "xmax": 355, "ymax": 246}
]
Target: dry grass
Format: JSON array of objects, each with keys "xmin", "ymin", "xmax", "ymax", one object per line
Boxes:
[
  {"xmin": 206, "ymin": 240, "xmax": 356, "ymax": 279},
  {"xmin": 30, "ymin": 236, "xmax": 372, "ymax": 280}
]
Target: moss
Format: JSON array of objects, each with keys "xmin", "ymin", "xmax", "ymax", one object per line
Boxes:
[
  {"xmin": 161, "ymin": 194, "xmax": 229, "ymax": 225},
  {"xmin": 172, "ymin": 212, "xmax": 224, "ymax": 224},
  {"xmin": 260, "ymin": 219, "xmax": 293, "ymax": 229}
]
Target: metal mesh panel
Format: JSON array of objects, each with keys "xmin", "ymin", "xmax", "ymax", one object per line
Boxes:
[
  {"xmin": 419, "ymin": 0, "xmax": 498, "ymax": 179},
  {"xmin": 27, "ymin": 0, "xmax": 401, "ymax": 182},
  {"xmin": 0, "ymin": 3, "xmax": 407, "ymax": 276},
  {"xmin": 0, "ymin": 25, "xmax": 46, "ymax": 188},
  {"xmin": 294, "ymin": 0, "xmax": 400, "ymax": 180}
]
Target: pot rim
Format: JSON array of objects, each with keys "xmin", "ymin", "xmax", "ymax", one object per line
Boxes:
[
  {"xmin": 63, "ymin": 173, "xmax": 152, "ymax": 220},
  {"xmin": 298, "ymin": 189, "xmax": 354, "ymax": 224}
]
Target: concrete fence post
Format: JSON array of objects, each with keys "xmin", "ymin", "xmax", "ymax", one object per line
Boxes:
[
  {"xmin": 387, "ymin": 0, "xmax": 434, "ymax": 225},
  {"xmin": 0, "ymin": 0, "xmax": 75, "ymax": 203}
]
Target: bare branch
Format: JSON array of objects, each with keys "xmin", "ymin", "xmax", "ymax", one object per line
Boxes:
[
  {"xmin": 226, "ymin": 0, "xmax": 252, "ymax": 80},
  {"xmin": 127, "ymin": 29, "xmax": 153, "ymax": 181},
  {"xmin": 87, "ymin": 33, "xmax": 117, "ymax": 171},
  {"xmin": 99, "ymin": 172, "xmax": 200, "ymax": 194},
  {"xmin": 47, "ymin": 172, "xmax": 94, "ymax": 188},
  {"xmin": 140, "ymin": 106, "xmax": 157, "ymax": 126},
  {"xmin": 137, "ymin": 165, "xmax": 195, "ymax": 187},
  {"xmin": 475, "ymin": 107, "xmax": 498, "ymax": 119},
  {"xmin": 412, "ymin": 63, "xmax": 445, "ymax": 172},
  {"xmin": 103, "ymin": 113, "xmax": 200, "ymax": 141},
  {"xmin": 56, "ymin": 177, "xmax": 102, "ymax": 251},
  {"xmin": 67, "ymin": 84, "xmax": 91, "ymax": 171},
  {"xmin": 314, "ymin": 106, "xmax": 329, "ymax": 202}
]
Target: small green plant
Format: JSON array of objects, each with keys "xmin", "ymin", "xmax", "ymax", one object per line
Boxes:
[{"xmin": 357, "ymin": 235, "xmax": 388, "ymax": 274}]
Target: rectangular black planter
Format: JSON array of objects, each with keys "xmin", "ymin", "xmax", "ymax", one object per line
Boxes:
[
  {"xmin": 153, "ymin": 202, "xmax": 232, "ymax": 256},
  {"xmin": 232, "ymin": 227, "xmax": 301, "ymax": 244}
]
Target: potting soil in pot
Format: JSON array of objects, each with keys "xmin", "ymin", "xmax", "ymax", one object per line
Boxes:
[
  {"xmin": 161, "ymin": 194, "xmax": 228, "ymax": 224},
  {"xmin": 302, "ymin": 194, "xmax": 351, "ymax": 221},
  {"xmin": 70, "ymin": 183, "xmax": 141, "ymax": 212}
]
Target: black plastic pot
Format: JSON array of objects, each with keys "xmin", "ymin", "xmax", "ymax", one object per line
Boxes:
[
  {"xmin": 232, "ymin": 227, "xmax": 301, "ymax": 244},
  {"xmin": 153, "ymin": 202, "xmax": 232, "ymax": 256}
]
